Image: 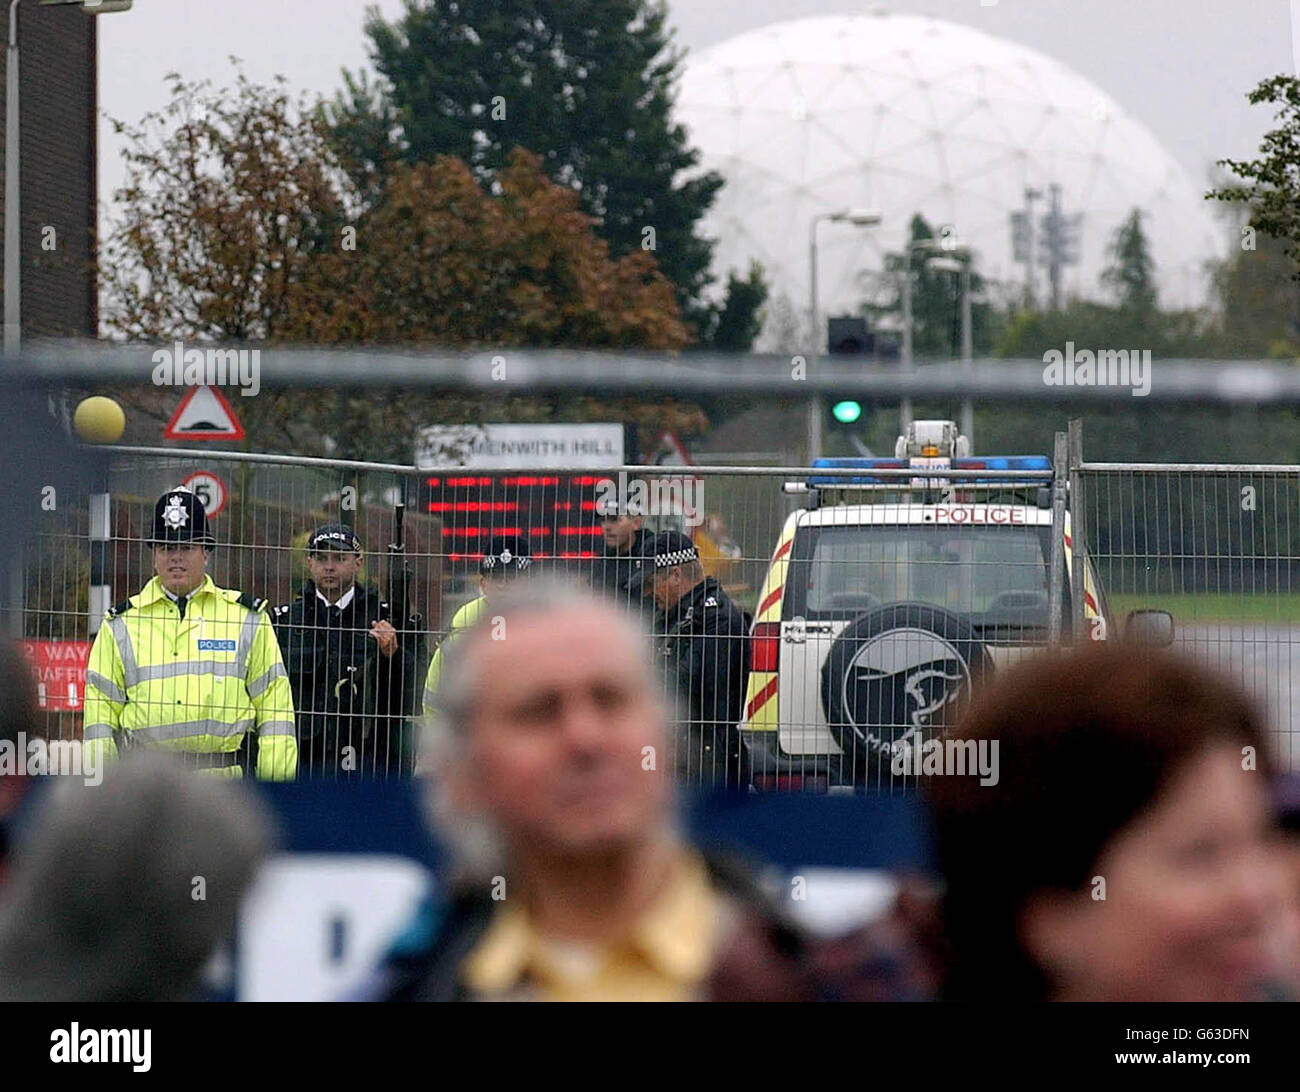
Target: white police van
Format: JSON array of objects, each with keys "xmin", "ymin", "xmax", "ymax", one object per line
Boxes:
[{"xmin": 740, "ymin": 421, "xmax": 1173, "ymax": 791}]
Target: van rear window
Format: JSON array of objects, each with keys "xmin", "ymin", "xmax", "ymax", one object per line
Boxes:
[{"xmin": 789, "ymin": 525, "xmax": 1051, "ymax": 622}]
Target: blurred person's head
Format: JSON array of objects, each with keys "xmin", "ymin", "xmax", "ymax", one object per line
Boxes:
[
  {"xmin": 927, "ymin": 644, "xmax": 1288, "ymax": 1002},
  {"xmin": 1276, "ymin": 776, "xmax": 1300, "ymax": 989},
  {"xmin": 0, "ymin": 752, "xmax": 274, "ymax": 1001},
  {"xmin": 424, "ymin": 578, "xmax": 672, "ymax": 882},
  {"xmin": 0, "ymin": 640, "xmax": 38, "ymax": 885}
]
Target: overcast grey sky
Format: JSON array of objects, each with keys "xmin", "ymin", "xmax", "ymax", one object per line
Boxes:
[{"xmin": 96, "ymin": 0, "xmax": 1294, "ymax": 225}]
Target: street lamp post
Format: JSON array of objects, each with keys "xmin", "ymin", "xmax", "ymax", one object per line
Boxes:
[
  {"xmin": 960, "ymin": 258, "xmax": 973, "ymax": 440},
  {"xmin": 807, "ymin": 207, "xmax": 881, "ymax": 460},
  {"xmin": 899, "ymin": 238, "xmax": 975, "ymax": 446},
  {"xmin": 900, "ymin": 246, "xmax": 915, "ymax": 434}
]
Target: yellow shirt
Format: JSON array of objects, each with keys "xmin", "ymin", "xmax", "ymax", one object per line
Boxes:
[{"xmin": 462, "ymin": 852, "xmax": 723, "ymax": 1002}]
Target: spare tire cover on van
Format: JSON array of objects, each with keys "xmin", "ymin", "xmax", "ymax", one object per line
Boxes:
[{"xmin": 820, "ymin": 602, "xmax": 991, "ymax": 759}]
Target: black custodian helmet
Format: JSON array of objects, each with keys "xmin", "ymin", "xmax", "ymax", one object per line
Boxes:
[{"xmin": 150, "ymin": 488, "xmax": 216, "ymax": 548}]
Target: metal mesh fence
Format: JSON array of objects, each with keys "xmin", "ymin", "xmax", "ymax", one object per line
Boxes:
[
  {"xmin": 1078, "ymin": 463, "xmax": 1300, "ymax": 773},
  {"xmin": 19, "ymin": 451, "xmax": 797, "ymax": 783},
  {"xmin": 15, "ymin": 440, "xmax": 1300, "ymax": 786}
]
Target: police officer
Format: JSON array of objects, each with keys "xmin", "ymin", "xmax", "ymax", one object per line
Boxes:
[
  {"xmin": 590, "ymin": 498, "xmax": 652, "ymax": 616},
  {"xmin": 82, "ymin": 488, "xmax": 297, "ymax": 779},
  {"xmin": 272, "ymin": 523, "xmax": 421, "ymax": 778},
  {"xmin": 422, "ymin": 534, "xmax": 533, "ymax": 715},
  {"xmin": 629, "ymin": 531, "xmax": 751, "ymax": 788}
]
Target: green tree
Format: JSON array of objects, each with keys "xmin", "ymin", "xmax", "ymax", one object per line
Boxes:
[
  {"xmin": 867, "ymin": 215, "xmax": 996, "ymax": 358},
  {"xmin": 1210, "ymin": 74, "xmax": 1300, "ymax": 279},
  {"xmin": 328, "ymin": 0, "xmax": 764, "ymax": 347},
  {"xmin": 996, "ymin": 208, "xmax": 1215, "ymax": 359},
  {"xmin": 1209, "ymin": 232, "xmax": 1300, "ymax": 357},
  {"xmin": 690, "ymin": 262, "xmax": 768, "ymax": 352},
  {"xmin": 1100, "ymin": 209, "xmax": 1157, "ymax": 314}
]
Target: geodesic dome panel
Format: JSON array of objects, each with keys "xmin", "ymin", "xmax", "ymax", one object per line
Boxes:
[{"xmin": 677, "ymin": 12, "xmax": 1224, "ymax": 348}]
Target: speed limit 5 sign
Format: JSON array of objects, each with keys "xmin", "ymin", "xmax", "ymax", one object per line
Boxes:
[{"xmin": 182, "ymin": 471, "xmax": 228, "ymax": 517}]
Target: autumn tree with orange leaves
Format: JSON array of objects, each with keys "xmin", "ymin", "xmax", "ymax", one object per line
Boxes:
[{"xmin": 100, "ymin": 65, "xmax": 703, "ymax": 462}]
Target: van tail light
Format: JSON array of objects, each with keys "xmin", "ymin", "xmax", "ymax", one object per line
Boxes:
[{"xmin": 751, "ymin": 622, "xmax": 781, "ymax": 672}]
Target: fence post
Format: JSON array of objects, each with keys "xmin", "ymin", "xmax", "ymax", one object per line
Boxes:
[
  {"xmin": 88, "ymin": 489, "xmax": 112, "ymax": 636},
  {"xmin": 1068, "ymin": 418, "xmax": 1086, "ymax": 639},
  {"xmin": 1049, "ymin": 430, "xmax": 1067, "ymax": 645}
]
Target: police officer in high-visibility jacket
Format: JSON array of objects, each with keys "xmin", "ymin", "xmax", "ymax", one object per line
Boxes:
[
  {"xmin": 82, "ymin": 488, "xmax": 297, "ymax": 779},
  {"xmin": 422, "ymin": 534, "xmax": 533, "ymax": 715}
]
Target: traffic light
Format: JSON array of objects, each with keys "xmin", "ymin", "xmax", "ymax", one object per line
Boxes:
[
  {"xmin": 825, "ymin": 317, "xmax": 872, "ymax": 441},
  {"xmin": 827, "ymin": 316, "xmax": 871, "ymax": 355},
  {"xmin": 831, "ymin": 399, "xmax": 863, "ymax": 424}
]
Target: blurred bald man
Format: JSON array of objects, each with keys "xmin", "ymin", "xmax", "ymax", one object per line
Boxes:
[{"xmin": 361, "ymin": 580, "xmax": 934, "ymax": 1002}]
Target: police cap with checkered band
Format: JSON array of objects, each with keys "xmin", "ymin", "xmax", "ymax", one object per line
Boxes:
[
  {"xmin": 627, "ymin": 530, "xmax": 698, "ymax": 593},
  {"xmin": 480, "ymin": 534, "xmax": 532, "ymax": 578}
]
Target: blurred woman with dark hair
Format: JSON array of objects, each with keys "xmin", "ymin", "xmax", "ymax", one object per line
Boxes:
[{"xmin": 926, "ymin": 644, "xmax": 1294, "ymax": 1001}]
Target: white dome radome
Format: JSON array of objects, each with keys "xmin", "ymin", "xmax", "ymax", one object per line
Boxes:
[{"xmin": 676, "ymin": 12, "xmax": 1225, "ymax": 349}]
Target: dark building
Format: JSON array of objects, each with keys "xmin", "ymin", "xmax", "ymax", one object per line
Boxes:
[{"xmin": 0, "ymin": 4, "xmax": 97, "ymax": 337}]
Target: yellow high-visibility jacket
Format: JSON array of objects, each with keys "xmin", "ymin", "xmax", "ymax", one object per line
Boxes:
[
  {"xmin": 422, "ymin": 594, "xmax": 489, "ymax": 714},
  {"xmin": 83, "ymin": 575, "xmax": 297, "ymax": 780}
]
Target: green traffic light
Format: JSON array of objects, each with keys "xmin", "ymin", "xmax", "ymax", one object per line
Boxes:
[{"xmin": 831, "ymin": 400, "xmax": 863, "ymax": 424}]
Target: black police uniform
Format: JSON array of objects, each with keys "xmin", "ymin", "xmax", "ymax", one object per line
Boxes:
[
  {"xmin": 655, "ymin": 574, "xmax": 751, "ymax": 788},
  {"xmin": 272, "ymin": 580, "xmax": 420, "ymax": 778},
  {"xmin": 590, "ymin": 527, "xmax": 654, "ymax": 618}
]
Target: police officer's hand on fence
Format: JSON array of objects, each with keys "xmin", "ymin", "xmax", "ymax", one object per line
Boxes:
[{"xmin": 370, "ymin": 619, "xmax": 398, "ymax": 658}]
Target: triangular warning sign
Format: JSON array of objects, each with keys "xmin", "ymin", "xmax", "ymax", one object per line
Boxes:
[
  {"xmin": 651, "ymin": 430, "xmax": 694, "ymax": 467},
  {"xmin": 164, "ymin": 386, "xmax": 245, "ymax": 441}
]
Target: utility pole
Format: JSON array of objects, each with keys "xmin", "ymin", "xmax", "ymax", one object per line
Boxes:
[
  {"xmin": 1046, "ymin": 184, "xmax": 1063, "ymax": 311},
  {"xmin": 1024, "ymin": 186, "xmax": 1040, "ymax": 310},
  {"xmin": 1039, "ymin": 183, "xmax": 1082, "ymax": 311}
]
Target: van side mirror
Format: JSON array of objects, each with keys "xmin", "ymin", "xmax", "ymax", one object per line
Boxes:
[{"xmin": 1125, "ymin": 609, "xmax": 1174, "ymax": 647}]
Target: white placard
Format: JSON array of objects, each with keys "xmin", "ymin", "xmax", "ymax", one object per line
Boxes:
[
  {"xmin": 236, "ymin": 854, "xmax": 432, "ymax": 1001},
  {"xmin": 416, "ymin": 423, "xmax": 624, "ymax": 470}
]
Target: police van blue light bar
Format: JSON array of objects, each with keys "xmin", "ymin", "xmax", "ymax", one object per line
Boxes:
[
  {"xmin": 807, "ymin": 455, "xmax": 1050, "ymax": 486},
  {"xmin": 807, "ymin": 457, "xmax": 906, "ymax": 485},
  {"xmin": 952, "ymin": 456, "xmax": 1051, "ymax": 481}
]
